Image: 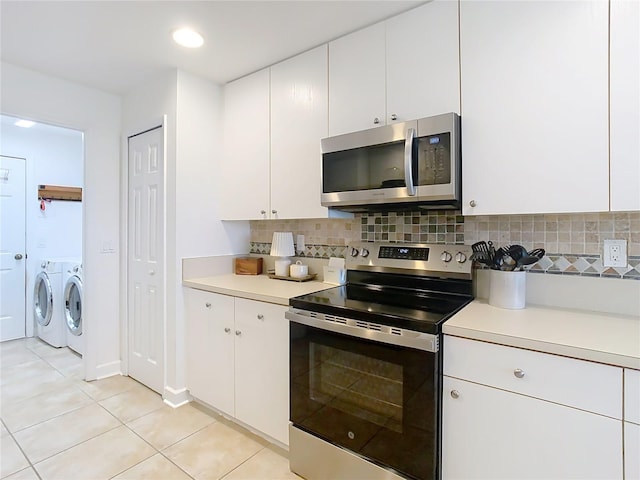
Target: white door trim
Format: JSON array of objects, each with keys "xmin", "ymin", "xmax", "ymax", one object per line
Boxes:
[{"xmin": 120, "ymin": 116, "xmax": 167, "ymax": 394}]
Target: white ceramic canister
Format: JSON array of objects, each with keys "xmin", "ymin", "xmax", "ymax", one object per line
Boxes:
[
  {"xmin": 489, "ymin": 270, "xmax": 526, "ymax": 309},
  {"xmin": 290, "ymin": 261, "xmax": 309, "ymax": 278}
]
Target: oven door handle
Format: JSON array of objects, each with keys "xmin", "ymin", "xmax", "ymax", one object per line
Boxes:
[{"xmin": 286, "ymin": 309, "xmax": 439, "ymax": 353}]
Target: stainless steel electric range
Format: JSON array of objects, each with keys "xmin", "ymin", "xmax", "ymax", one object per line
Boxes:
[{"xmin": 286, "ymin": 242, "xmax": 474, "ymax": 480}]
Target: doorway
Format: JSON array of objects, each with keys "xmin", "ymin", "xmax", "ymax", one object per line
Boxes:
[
  {"xmin": 127, "ymin": 126, "xmax": 165, "ymax": 394},
  {"xmin": 0, "ymin": 115, "xmax": 83, "ymax": 344}
]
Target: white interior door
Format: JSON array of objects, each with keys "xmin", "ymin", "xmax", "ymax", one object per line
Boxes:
[
  {"xmin": 0, "ymin": 156, "xmax": 26, "ymax": 342},
  {"xmin": 127, "ymin": 127, "xmax": 164, "ymax": 394}
]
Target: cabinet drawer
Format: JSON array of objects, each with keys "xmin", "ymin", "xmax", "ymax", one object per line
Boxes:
[
  {"xmin": 626, "ymin": 369, "xmax": 640, "ymax": 424},
  {"xmin": 444, "ymin": 336, "xmax": 622, "ymax": 419}
]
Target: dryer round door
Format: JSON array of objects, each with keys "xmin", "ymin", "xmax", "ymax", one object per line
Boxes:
[
  {"xmin": 64, "ymin": 275, "xmax": 83, "ymax": 336},
  {"xmin": 34, "ymin": 272, "xmax": 53, "ymax": 326}
]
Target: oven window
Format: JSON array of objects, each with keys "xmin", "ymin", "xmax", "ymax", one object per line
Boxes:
[
  {"xmin": 291, "ymin": 322, "xmax": 439, "ymax": 480},
  {"xmin": 310, "ymin": 343, "xmax": 403, "ymax": 433}
]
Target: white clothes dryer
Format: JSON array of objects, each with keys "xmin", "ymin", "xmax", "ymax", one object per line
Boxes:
[
  {"xmin": 34, "ymin": 260, "xmax": 66, "ymax": 348},
  {"xmin": 63, "ymin": 261, "xmax": 83, "ymax": 355}
]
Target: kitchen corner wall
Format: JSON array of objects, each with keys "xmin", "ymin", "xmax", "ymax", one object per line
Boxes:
[{"xmin": 250, "ymin": 210, "xmax": 640, "ymax": 280}]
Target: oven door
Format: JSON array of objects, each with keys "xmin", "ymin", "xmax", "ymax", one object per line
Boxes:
[{"xmin": 289, "ymin": 314, "xmax": 441, "ymax": 480}]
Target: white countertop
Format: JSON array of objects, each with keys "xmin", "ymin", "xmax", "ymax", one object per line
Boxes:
[
  {"xmin": 444, "ymin": 300, "xmax": 640, "ymax": 370},
  {"xmin": 183, "ymin": 274, "xmax": 331, "ymax": 306}
]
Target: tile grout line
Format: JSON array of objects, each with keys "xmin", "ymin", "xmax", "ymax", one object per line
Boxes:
[{"xmin": 1, "ymin": 417, "xmax": 43, "ymax": 480}]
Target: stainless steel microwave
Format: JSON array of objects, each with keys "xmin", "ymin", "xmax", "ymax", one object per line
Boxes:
[{"xmin": 321, "ymin": 112, "xmax": 461, "ymax": 211}]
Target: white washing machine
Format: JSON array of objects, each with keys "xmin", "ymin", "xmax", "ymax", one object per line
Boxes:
[
  {"xmin": 63, "ymin": 261, "xmax": 83, "ymax": 355},
  {"xmin": 34, "ymin": 260, "xmax": 66, "ymax": 348}
]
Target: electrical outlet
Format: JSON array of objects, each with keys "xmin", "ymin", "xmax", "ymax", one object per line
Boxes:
[{"xmin": 603, "ymin": 239, "xmax": 627, "ymax": 267}]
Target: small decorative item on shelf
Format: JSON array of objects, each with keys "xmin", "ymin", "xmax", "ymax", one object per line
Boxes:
[{"xmin": 270, "ymin": 232, "xmax": 295, "ymax": 277}]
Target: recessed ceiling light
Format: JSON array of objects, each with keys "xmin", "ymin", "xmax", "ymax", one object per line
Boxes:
[
  {"xmin": 15, "ymin": 119, "xmax": 35, "ymax": 128},
  {"xmin": 172, "ymin": 28, "xmax": 204, "ymax": 48}
]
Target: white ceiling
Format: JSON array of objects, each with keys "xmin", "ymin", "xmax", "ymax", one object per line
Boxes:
[{"xmin": 0, "ymin": 0, "xmax": 424, "ymax": 95}]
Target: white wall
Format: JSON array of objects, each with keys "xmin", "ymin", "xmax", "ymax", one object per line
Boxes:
[
  {"xmin": 122, "ymin": 69, "xmax": 248, "ymax": 403},
  {"xmin": 1, "ymin": 62, "xmax": 122, "ymax": 380},
  {"xmin": 0, "ymin": 119, "xmax": 84, "ymax": 337},
  {"xmin": 173, "ymin": 70, "xmax": 249, "ymax": 395}
]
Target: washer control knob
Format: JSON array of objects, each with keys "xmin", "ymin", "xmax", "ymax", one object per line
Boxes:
[
  {"xmin": 455, "ymin": 252, "xmax": 467, "ymax": 263},
  {"xmin": 350, "ymin": 247, "xmax": 359, "ymax": 257},
  {"xmin": 441, "ymin": 251, "xmax": 453, "ymax": 263},
  {"xmin": 360, "ymin": 248, "xmax": 370, "ymax": 258}
]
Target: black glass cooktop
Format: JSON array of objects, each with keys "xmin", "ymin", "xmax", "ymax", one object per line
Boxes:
[{"xmin": 289, "ymin": 282, "xmax": 472, "ymax": 335}]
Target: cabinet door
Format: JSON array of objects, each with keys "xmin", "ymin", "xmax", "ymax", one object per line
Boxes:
[
  {"xmin": 442, "ymin": 376, "xmax": 623, "ymax": 479},
  {"xmin": 328, "ymin": 22, "xmax": 386, "ymax": 136},
  {"xmin": 233, "ymin": 298, "xmax": 289, "ymax": 445},
  {"xmin": 625, "ymin": 369, "xmax": 640, "ymax": 425},
  {"xmin": 460, "ymin": 0, "xmax": 609, "ymax": 215},
  {"xmin": 610, "ymin": 0, "xmax": 640, "ymax": 211},
  {"xmin": 270, "ymin": 45, "xmax": 328, "ymax": 219},
  {"xmin": 386, "ymin": 0, "xmax": 460, "ymax": 123},
  {"xmin": 626, "ymin": 422, "xmax": 640, "ymax": 480},
  {"xmin": 184, "ymin": 288, "xmax": 235, "ymax": 415},
  {"xmin": 221, "ymin": 68, "xmax": 270, "ymax": 220}
]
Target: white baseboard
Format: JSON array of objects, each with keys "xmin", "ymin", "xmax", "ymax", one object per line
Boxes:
[
  {"xmin": 92, "ymin": 360, "xmax": 122, "ymax": 380},
  {"xmin": 163, "ymin": 386, "xmax": 191, "ymax": 408}
]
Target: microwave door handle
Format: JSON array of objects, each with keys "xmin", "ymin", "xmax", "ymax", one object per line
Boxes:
[{"xmin": 405, "ymin": 128, "xmax": 417, "ymax": 196}]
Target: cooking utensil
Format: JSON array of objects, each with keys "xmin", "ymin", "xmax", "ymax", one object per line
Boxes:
[
  {"xmin": 516, "ymin": 255, "xmax": 540, "ymax": 270},
  {"xmin": 470, "ymin": 251, "xmax": 493, "ymax": 267},
  {"xmin": 528, "ymin": 248, "xmax": 546, "ymax": 260},
  {"xmin": 471, "ymin": 241, "xmax": 491, "ymax": 256}
]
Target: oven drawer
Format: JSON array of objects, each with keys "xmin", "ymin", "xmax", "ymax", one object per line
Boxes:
[{"xmin": 444, "ymin": 335, "xmax": 622, "ymax": 419}]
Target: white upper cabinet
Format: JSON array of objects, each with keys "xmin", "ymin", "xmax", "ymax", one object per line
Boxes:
[
  {"xmin": 610, "ymin": 0, "xmax": 640, "ymax": 212},
  {"xmin": 460, "ymin": 0, "xmax": 609, "ymax": 215},
  {"xmin": 328, "ymin": 1, "xmax": 460, "ymax": 137},
  {"xmin": 270, "ymin": 45, "xmax": 329, "ymax": 219},
  {"xmin": 328, "ymin": 22, "xmax": 386, "ymax": 136},
  {"xmin": 386, "ymin": 0, "xmax": 460, "ymax": 123},
  {"xmin": 220, "ymin": 68, "xmax": 270, "ymax": 220}
]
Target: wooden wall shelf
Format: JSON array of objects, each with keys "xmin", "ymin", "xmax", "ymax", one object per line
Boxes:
[{"xmin": 38, "ymin": 184, "xmax": 83, "ymax": 202}]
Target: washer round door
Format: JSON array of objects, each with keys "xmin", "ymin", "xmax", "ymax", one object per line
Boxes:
[
  {"xmin": 64, "ymin": 275, "xmax": 83, "ymax": 336},
  {"xmin": 34, "ymin": 272, "xmax": 53, "ymax": 326}
]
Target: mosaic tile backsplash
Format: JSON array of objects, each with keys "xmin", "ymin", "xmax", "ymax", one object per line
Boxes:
[{"xmin": 249, "ymin": 211, "xmax": 640, "ymax": 280}]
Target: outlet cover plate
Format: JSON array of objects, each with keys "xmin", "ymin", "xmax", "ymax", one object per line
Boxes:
[{"xmin": 603, "ymin": 239, "xmax": 627, "ymax": 267}]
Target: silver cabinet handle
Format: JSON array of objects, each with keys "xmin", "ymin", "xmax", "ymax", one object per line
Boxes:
[
  {"xmin": 450, "ymin": 390, "xmax": 460, "ymax": 399},
  {"xmin": 391, "ymin": 113, "xmax": 397, "ymax": 121},
  {"xmin": 14, "ymin": 253, "xmax": 23, "ymax": 260},
  {"xmin": 260, "ymin": 210, "xmax": 266, "ymax": 216},
  {"xmin": 271, "ymin": 209, "xmax": 277, "ymax": 215},
  {"xmin": 404, "ymin": 128, "xmax": 416, "ymax": 196},
  {"xmin": 514, "ymin": 369, "xmax": 525, "ymax": 379},
  {"xmin": 205, "ymin": 302, "xmax": 211, "ymax": 308},
  {"xmin": 373, "ymin": 117, "xmax": 380, "ymax": 124},
  {"xmin": 469, "ymin": 200, "xmax": 477, "ymax": 207},
  {"xmin": 235, "ymin": 330, "xmax": 241, "ymax": 336},
  {"xmin": 224, "ymin": 327, "xmax": 231, "ymax": 333},
  {"xmin": 257, "ymin": 314, "xmax": 264, "ymax": 320}
]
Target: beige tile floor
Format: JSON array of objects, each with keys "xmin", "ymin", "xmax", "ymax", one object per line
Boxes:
[{"xmin": 0, "ymin": 338, "xmax": 301, "ymax": 480}]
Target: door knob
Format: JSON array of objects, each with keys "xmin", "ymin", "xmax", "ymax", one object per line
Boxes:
[
  {"xmin": 149, "ymin": 270, "xmax": 155, "ymax": 276},
  {"xmin": 14, "ymin": 253, "xmax": 23, "ymax": 260}
]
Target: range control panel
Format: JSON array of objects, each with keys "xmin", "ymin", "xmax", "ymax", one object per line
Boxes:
[{"xmin": 346, "ymin": 242, "xmax": 473, "ymax": 278}]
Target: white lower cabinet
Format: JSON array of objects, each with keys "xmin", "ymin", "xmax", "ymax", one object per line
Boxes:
[
  {"xmin": 627, "ymin": 422, "xmax": 640, "ymax": 480},
  {"xmin": 443, "ymin": 335, "xmax": 624, "ymax": 479},
  {"xmin": 184, "ymin": 288, "xmax": 289, "ymax": 445},
  {"xmin": 625, "ymin": 369, "xmax": 640, "ymax": 479},
  {"xmin": 442, "ymin": 376, "xmax": 622, "ymax": 479}
]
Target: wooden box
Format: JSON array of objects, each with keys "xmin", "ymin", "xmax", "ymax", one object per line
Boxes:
[{"xmin": 235, "ymin": 257, "xmax": 263, "ymax": 275}]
